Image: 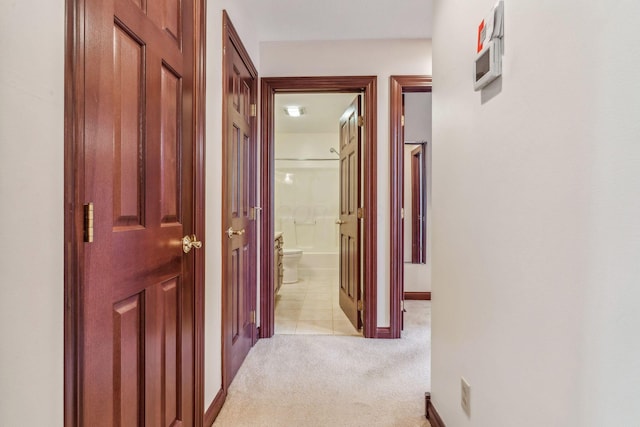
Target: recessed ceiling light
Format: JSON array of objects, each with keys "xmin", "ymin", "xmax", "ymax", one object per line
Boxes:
[{"xmin": 285, "ymin": 106, "xmax": 305, "ymax": 117}]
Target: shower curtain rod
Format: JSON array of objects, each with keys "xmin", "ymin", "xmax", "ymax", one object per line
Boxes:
[{"xmin": 275, "ymin": 157, "xmax": 339, "ymax": 161}]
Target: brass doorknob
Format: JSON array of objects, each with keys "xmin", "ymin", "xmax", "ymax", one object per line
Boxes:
[
  {"xmin": 226, "ymin": 227, "xmax": 246, "ymax": 238},
  {"xmin": 335, "ymin": 219, "xmax": 346, "ymax": 225},
  {"xmin": 182, "ymin": 234, "xmax": 202, "ymax": 254}
]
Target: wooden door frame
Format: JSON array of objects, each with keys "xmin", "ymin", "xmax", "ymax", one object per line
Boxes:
[
  {"xmin": 259, "ymin": 76, "xmax": 379, "ymax": 339},
  {"xmin": 220, "ymin": 10, "xmax": 259, "ymax": 392},
  {"xmin": 63, "ymin": 0, "xmax": 207, "ymax": 425},
  {"xmin": 389, "ymin": 75, "xmax": 432, "ymax": 338}
]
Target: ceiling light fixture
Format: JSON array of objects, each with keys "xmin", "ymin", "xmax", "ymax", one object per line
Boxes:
[{"xmin": 284, "ymin": 106, "xmax": 305, "ymax": 117}]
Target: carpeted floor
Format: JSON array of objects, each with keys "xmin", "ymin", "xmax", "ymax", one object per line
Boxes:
[{"xmin": 213, "ymin": 300, "xmax": 431, "ymax": 427}]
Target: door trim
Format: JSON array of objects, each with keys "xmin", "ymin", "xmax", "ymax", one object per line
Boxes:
[
  {"xmin": 63, "ymin": 0, "xmax": 207, "ymax": 424},
  {"xmin": 389, "ymin": 75, "xmax": 432, "ymax": 338},
  {"xmin": 220, "ymin": 10, "xmax": 259, "ymax": 391},
  {"xmin": 259, "ymin": 76, "xmax": 379, "ymax": 338}
]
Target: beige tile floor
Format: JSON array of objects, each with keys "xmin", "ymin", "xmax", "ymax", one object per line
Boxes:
[{"xmin": 274, "ymin": 274, "xmax": 360, "ymax": 336}]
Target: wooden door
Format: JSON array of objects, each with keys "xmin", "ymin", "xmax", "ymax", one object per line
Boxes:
[
  {"xmin": 77, "ymin": 0, "xmax": 197, "ymax": 425},
  {"xmin": 411, "ymin": 145, "xmax": 424, "ymax": 263},
  {"xmin": 338, "ymin": 96, "xmax": 362, "ymax": 329},
  {"xmin": 401, "ymin": 94, "xmax": 406, "ymax": 330},
  {"xmin": 222, "ymin": 24, "xmax": 257, "ymax": 389}
]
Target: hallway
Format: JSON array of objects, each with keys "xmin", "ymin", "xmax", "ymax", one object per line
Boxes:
[{"xmin": 214, "ymin": 301, "xmax": 431, "ymax": 426}]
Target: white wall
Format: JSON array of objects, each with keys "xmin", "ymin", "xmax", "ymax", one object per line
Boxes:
[
  {"xmin": 404, "ymin": 92, "xmax": 432, "ymax": 144},
  {"xmin": 403, "ymin": 93, "xmax": 432, "ymax": 292},
  {"xmin": 204, "ymin": 2, "xmax": 260, "ymax": 411},
  {"xmin": 275, "ymin": 133, "xmax": 340, "ymax": 253},
  {"xmin": 275, "ymin": 132, "xmax": 339, "ymax": 159},
  {"xmin": 261, "ymin": 39, "xmax": 432, "ymax": 326},
  {"xmin": 0, "ymin": 2, "xmax": 64, "ymax": 426},
  {"xmin": 432, "ymin": 0, "xmax": 640, "ymax": 425}
]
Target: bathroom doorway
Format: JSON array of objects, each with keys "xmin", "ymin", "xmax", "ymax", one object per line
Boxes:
[
  {"xmin": 259, "ymin": 76, "xmax": 379, "ymax": 339},
  {"xmin": 389, "ymin": 76, "xmax": 432, "ymax": 337},
  {"xmin": 272, "ymin": 92, "xmax": 361, "ymax": 336}
]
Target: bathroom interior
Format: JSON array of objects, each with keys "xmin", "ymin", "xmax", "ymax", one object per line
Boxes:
[
  {"xmin": 273, "ymin": 92, "xmax": 361, "ymax": 336},
  {"xmin": 273, "ymin": 90, "xmax": 432, "ymax": 335}
]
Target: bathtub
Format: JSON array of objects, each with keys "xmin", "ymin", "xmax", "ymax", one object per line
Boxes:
[{"xmin": 297, "ymin": 251, "xmax": 339, "ymax": 279}]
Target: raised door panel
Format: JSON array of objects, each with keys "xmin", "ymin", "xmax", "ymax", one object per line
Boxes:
[
  {"xmin": 160, "ymin": 278, "xmax": 181, "ymax": 427},
  {"xmin": 348, "ymin": 151, "xmax": 356, "ymax": 215},
  {"xmin": 113, "ymin": 295, "xmax": 143, "ymax": 426},
  {"xmin": 147, "ymin": 0, "xmax": 182, "ymax": 45},
  {"xmin": 349, "ymin": 236, "xmax": 357, "ymax": 299},
  {"xmin": 242, "ymin": 134, "xmax": 250, "ymax": 218},
  {"xmin": 160, "ymin": 65, "xmax": 182, "ymax": 225},
  {"xmin": 144, "ymin": 277, "xmax": 184, "ymax": 427},
  {"xmin": 231, "ymin": 249, "xmax": 240, "ymax": 341},
  {"xmin": 340, "ymin": 120, "xmax": 348, "ymax": 217},
  {"xmin": 231, "ymin": 125, "xmax": 240, "ymax": 218},
  {"xmin": 113, "ymin": 24, "xmax": 145, "ymax": 229},
  {"xmin": 163, "ymin": 0, "xmax": 181, "ymax": 43}
]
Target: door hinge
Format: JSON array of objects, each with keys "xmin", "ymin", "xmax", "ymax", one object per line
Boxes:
[
  {"xmin": 401, "ymin": 208, "xmax": 405, "ymax": 219},
  {"xmin": 249, "ymin": 206, "xmax": 262, "ymax": 221},
  {"xmin": 250, "ymin": 104, "xmax": 257, "ymax": 117},
  {"xmin": 357, "ymin": 207, "xmax": 364, "ymax": 219},
  {"xmin": 83, "ymin": 202, "xmax": 94, "ymax": 243},
  {"xmin": 401, "ymin": 115, "xmax": 405, "ymax": 127},
  {"xmin": 357, "ymin": 115, "xmax": 364, "ymax": 127},
  {"xmin": 250, "ymin": 310, "xmax": 256, "ymax": 324},
  {"xmin": 357, "ymin": 300, "xmax": 363, "ymax": 311}
]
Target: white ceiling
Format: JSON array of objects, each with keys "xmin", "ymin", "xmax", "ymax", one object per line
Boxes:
[
  {"xmin": 252, "ymin": 0, "xmax": 433, "ymax": 41},
  {"xmin": 275, "ymin": 93, "xmax": 359, "ymax": 133},
  {"xmin": 260, "ymin": 1, "xmax": 433, "ymax": 132}
]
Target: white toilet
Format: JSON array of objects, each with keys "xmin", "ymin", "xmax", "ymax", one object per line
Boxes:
[{"xmin": 282, "ymin": 248, "xmax": 303, "ymax": 283}]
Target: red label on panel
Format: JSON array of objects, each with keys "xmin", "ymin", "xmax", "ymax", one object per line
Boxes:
[{"xmin": 477, "ymin": 19, "xmax": 485, "ymax": 53}]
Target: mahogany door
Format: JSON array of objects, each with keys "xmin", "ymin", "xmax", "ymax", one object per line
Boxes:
[
  {"xmin": 222, "ymin": 27, "xmax": 257, "ymax": 389},
  {"xmin": 338, "ymin": 96, "xmax": 363, "ymax": 329},
  {"xmin": 411, "ymin": 145, "xmax": 425, "ymax": 263},
  {"xmin": 78, "ymin": 0, "xmax": 196, "ymax": 425}
]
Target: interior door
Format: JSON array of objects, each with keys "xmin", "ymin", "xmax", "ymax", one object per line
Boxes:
[
  {"xmin": 411, "ymin": 145, "xmax": 424, "ymax": 263},
  {"xmin": 401, "ymin": 93, "xmax": 406, "ymax": 330},
  {"xmin": 223, "ymin": 31, "xmax": 257, "ymax": 389},
  {"xmin": 79, "ymin": 0, "xmax": 196, "ymax": 425},
  {"xmin": 338, "ymin": 96, "xmax": 362, "ymax": 329}
]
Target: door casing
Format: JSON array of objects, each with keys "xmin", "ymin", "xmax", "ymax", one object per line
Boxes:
[
  {"xmin": 389, "ymin": 75, "xmax": 432, "ymax": 338},
  {"xmin": 63, "ymin": 0, "xmax": 207, "ymax": 424},
  {"xmin": 259, "ymin": 76, "xmax": 379, "ymax": 338}
]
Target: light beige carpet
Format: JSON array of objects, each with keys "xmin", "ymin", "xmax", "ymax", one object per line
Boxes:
[{"xmin": 213, "ymin": 300, "xmax": 431, "ymax": 427}]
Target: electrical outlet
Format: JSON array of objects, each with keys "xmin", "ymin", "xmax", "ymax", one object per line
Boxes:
[{"xmin": 461, "ymin": 377, "xmax": 471, "ymax": 417}]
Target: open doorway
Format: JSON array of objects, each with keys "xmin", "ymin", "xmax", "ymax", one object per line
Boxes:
[
  {"xmin": 402, "ymin": 92, "xmax": 432, "ymax": 299},
  {"xmin": 260, "ymin": 76, "xmax": 379, "ymax": 339},
  {"xmin": 272, "ymin": 92, "xmax": 361, "ymax": 336},
  {"xmin": 389, "ymin": 76, "xmax": 432, "ymax": 337}
]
